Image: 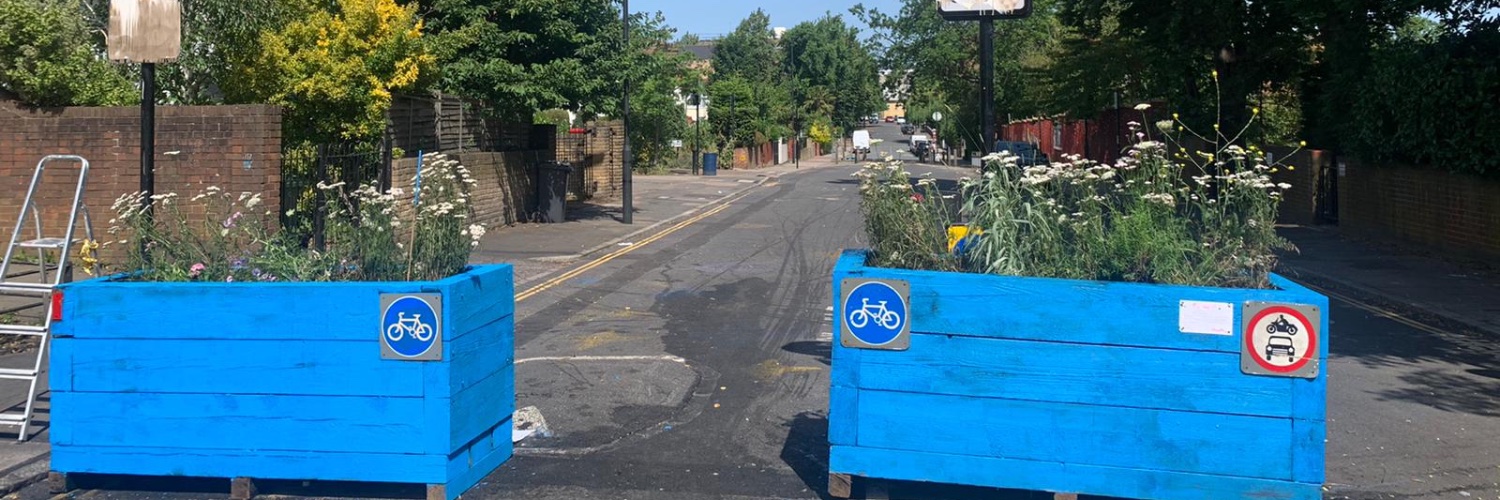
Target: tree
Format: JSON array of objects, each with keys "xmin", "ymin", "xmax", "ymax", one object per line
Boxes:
[
  {"xmin": 0, "ymin": 0, "xmax": 135, "ymax": 107},
  {"xmin": 228, "ymin": 0, "xmax": 436, "ymax": 143},
  {"xmin": 781, "ymin": 15, "xmax": 885, "ymax": 132},
  {"xmin": 712, "ymin": 9, "xmax": 779, "ymax": 84},
  {"xmin": 417, "ymin": 0, "xmax": 624, "ymax": 121}
]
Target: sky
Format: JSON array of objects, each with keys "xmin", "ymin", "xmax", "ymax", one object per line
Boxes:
[{"xmin": 633, "ymin": 0, "xmax": 905, "ymax": 39}]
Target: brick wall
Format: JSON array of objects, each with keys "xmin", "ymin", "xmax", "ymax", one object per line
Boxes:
[
  {"xmin": 1339, "ymin": 160, "xmax": 1500, "ymax": 260},
  {"xmin": 1, "ymin": 104, "xmax": 282, "ymax": 261}
]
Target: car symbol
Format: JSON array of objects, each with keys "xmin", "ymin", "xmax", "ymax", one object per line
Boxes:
[{"xmin": 1265, "ymin": 335, "xmax": 1296, "ymax": 361}]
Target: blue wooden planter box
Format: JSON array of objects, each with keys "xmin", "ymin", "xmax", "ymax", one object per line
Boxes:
[
  {"xmin": 830, "ymin": 251, "xmax": 1327, "ymax": 500},
  {"xmin": 49, "ymin": 265, "xmax": 515, "ymax": 500}
]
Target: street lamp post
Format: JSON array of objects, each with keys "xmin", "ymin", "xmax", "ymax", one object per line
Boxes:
[
  {"xmin": 621, "ymin": 0, "xmax": 633, "ymax": 224},
  {"xmin": 936, "ymin": 0, "xmax": 1032, "ymax": 157},
  {"xmin": 693, "ymin": 92, "xmax": 702, "ymax": 175}
]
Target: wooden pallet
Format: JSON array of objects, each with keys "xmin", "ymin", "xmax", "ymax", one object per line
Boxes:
[
  {"xmin": 49, "ymin": 472, "xmax": 450, "ymax": 500},
  {"xmin": 828, "ymin": 472, "xmax": 1080, "ymax": 500}
]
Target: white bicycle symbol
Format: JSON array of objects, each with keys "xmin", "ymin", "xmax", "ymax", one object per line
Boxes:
[
  {"xmin": 386, "ymin": 312, "xmax": 435, "ymax": 343},
  {"xmin": 848, "ymin": 298, "xmax": 902, "ymax": 330}
]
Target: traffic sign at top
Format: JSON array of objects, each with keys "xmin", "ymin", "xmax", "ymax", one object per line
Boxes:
[{"xmin": 937, "ymin": 0, "xmax": 1033, "ymax": 20}]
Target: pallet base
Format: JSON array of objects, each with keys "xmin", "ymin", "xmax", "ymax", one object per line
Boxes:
[
  {"xmin": 829, "ymin": 471, "xmax": 1078, "ymax": 500},
  {"xmin": 48, "ymin": 471, "xmax": 448, "ymax": 500}
]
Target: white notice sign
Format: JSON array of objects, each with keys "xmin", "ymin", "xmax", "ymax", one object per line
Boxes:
[{"xmin": 1179, "ymin": 300, "xmax": 1234, "ymax": 336}]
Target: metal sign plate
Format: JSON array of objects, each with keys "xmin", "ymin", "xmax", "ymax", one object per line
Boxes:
[
  {"xmin": 1241, "ymin": 302, "xmax": 1321, "ymax": 379},
  {"xmin": 937, "ymin": 0, "xmax": 1034, "ymax": 20},
  {"xmin": 108, "ymin": 0, "xmax": 182, "ymax": 63},
  {"xmin": 380, "ymin": 294, "xmax": 443, "ymax": 361},
  {"xmin": 840, "ymin": 279, "xmax": 912, "ymax": 351}
]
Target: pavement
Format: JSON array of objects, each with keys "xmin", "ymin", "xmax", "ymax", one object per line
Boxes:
[{"xmin": 4, "ymin": 123, "xmax": 1500, "ymax": 499}]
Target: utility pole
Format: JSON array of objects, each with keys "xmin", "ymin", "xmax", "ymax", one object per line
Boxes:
[
  {"xmin": 693, "ymin": 92, "xmax": 702, "ymax": 175},
  {"xmin": 621, "ymin": 0, "xmax": 633, "ymax": 224},
  {"xmin": 980, "ymin": 19, "xmax": 995, "ymax": 155}
]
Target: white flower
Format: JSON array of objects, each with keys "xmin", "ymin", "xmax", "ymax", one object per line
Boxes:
[
  {"xmin": 246, "ymin": 193, "xmax": 263, "ymax": 209},
  {"xmin": 1134, "ymin": 103, "xmax": 1152, "ymax": 111},
  {"xmin": 1276, "ymin": 183, "xmax": 1293, "ymax": 190}
]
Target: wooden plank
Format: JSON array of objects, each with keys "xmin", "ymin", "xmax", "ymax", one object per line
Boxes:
[
  {"xmin": 856, "ymin": 334, "xmax": 1298, "ymax": 418},
  {"xmin": 830, "ymin": 254, "xmax": 864, "ymax": 448},
  {"xmin": 445, "ymin": 317, "xmax": 515, "ymax": 396},
  {"xmin": 51, "ymin": 444, "xmax": 445, "ymax": 484},
  {"xmin": 830, "ymin": 445, "xmax": 1321, "ymax": 500},
  {"xmin": 853, "ymin": 389, "xmax": 1295, "ymax": 480},
  {"xmin": 441, "ymin": 265, "xmax": 514, "ymax": 342},
  {"xmin": 447, "ymin": 365, "xmax": 515, "ymax": 453},
  {"xmin": 839, "ymin": 252, "xmax": 1326, "ymax": 353},
  {"xmin": 828, "ymin": 473, "xmax": 852, "ymax": 499},
  {"xmin": 49, "ymin": 337, "xmax": 75, "ymax": 392},
  {"xmin": 60, "ymin": 339, "xmax": 426, "ymax": 397},
  {"xmin": 443, "ymin": 418, "xmax": 512, "ymax": 500},
  {"xmin": 230, "ymin": 477, "xmax": 256, "ymax": 500},
  {"xmin": 1290, "ymin": 418, "xmax": 1326, "ymax": 484},
  {"xmin": 52, "ymin": 392, "xmax": 431, "ymax": 455}
]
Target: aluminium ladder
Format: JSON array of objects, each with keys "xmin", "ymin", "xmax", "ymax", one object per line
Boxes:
[{"xmin": 0, "ymin": 155, "xmax": 93, "ymax": 440}]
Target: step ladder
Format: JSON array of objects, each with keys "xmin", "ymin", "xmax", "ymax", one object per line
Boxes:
[{"xmin": 0, "ymin": 155, "xmax": 93, "ymax": 441}]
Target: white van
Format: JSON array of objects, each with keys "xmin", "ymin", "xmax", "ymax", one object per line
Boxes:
[{"xmin": 852, "ymin": 130, "xmax": 872, "ymax": 160}]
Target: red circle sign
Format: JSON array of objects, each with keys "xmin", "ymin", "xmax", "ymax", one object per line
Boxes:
[{"xmin": 1245, "ymin": 306, "xmax": 1317, "ymax": 373}]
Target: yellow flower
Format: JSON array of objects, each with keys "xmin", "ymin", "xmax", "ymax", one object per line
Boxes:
[
  {"xmin": 1288, "ymin": 166, "xmax": 1296, "ymax": 171},
  {"xmin": 1299, "ymin": 140, "xmax": 1308, "ymax": 147},
  {"xmin": 1212, "ymin": 70, "xmax": 1219, "ymax": 80}
]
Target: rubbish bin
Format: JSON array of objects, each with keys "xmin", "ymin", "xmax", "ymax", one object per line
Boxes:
[
  {"xmin": 535, "ymin": 161, "xmax": 572, "ymax": 223},
  {"xmin": 702, "ymin": 153, "xmax": 718, "ymax": 176}
]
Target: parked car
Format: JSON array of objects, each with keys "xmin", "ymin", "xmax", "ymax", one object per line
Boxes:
[
  {"xmin": 884, "ymin": 116, "xmax": 896, "ymax": 123},
  {"xmin": 900, "ymin": 124, "xmax": 915, "ymax": 135},
  {"xmin": 992, "ymin": 141, "xmax": 1050, "ymax": 168},
  {"xmin": 896, "ymin": 117, "xmax": 908, "ymax": 125}
]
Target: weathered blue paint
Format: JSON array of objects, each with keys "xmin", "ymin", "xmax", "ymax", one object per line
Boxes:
[
  {"xmin": 830, "ymin": 251, "xmax": 1327, "ymax": 500},
  {"xmin": 51, "ymin": 265, "xmax": 515, "ymax": 500}
]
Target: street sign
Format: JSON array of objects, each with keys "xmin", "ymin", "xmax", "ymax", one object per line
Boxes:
[
  {"xmin": 937, "ymin": 0, "xmax": 1033, "ymax": 20},
  {"xmin": 381, "ymin": 294, "xmax": 443, "ymax": 361},
  {"xmin": 840, "ymin": 279, "xmax": 911, "ymax": 350},
  {"xmin": 932, "ymin": 111, "xmax": 944, "ymax": 122},
  {"xmin": 107, "ymin": 0, "xmax": 182, "ymax": 63},
  {"xmin": 1241, "ymin": 302, "xmax": 1320, "ymax": 378}
]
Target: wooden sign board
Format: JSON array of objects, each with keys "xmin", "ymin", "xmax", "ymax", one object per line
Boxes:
[
  {"xmin": 107, "ymin": 0, "xmax": 182, "ymax": 63},
  {"xmin": 936, "ymin": 0, "xmax": 1033, "ymax": 20}
]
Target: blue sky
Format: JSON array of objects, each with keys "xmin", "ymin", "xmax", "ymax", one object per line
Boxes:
[{"xmin": 633, "ymin": 0, "xmax": 905, "ymax": 38}]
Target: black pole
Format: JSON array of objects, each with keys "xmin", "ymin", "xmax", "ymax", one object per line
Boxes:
[
  {"xmin": 979, "ymin": 19, "xmax": 995, "ymax": 155},
  {"xmin": 693, "ymin": 93, "xmax": 701, "ymax": 175},
  {"xmin": 621, "ymin": 0, "xmax": 633, "ymax": 224},
  {"xmin": 313, "ymin": 144, "xmax": 327, "ymax": 251},
  {"xmin": 140, "ymin": 63, "xmax": 156, "ymax": 211},
  {"xmin": 728, "ymin": 94, "xmax": 736, "ymax": 165}
]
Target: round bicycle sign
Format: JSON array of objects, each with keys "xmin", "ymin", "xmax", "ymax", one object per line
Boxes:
[
  {"xmin": 380, "ymin": 294, "xmax": 443, "ymax": 360},
  {"xmin": 841, "ymin": 279, "xmax": 911, "ymax": 350},
  {"xmin": 1241, "ymin": 302, "xmax": 1320, "ymax": 378}
]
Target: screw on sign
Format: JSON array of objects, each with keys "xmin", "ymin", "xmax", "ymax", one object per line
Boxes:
[{"xmin": 1243, "ymin": 305, "xmax": 1318, "ymax": 378}]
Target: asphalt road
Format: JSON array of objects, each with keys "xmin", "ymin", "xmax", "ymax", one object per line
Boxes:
[{"xmin": 19, "ymin": 126, "xmax": 1499, "ymax": 499}]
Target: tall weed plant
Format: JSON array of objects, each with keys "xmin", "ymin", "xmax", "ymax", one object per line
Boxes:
[
  {"xmin": 106, "ymin": 152, "xmax": 484, "ymax": 283},
  {"xmin": 860, "ymin": 99, "xmax": 1296, "ymax": 289}
]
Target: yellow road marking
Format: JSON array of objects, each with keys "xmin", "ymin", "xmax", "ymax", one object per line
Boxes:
[
  {"xmin": 515, "ymin": 201, "xmax": 735, "ymax": 303},
  {"xmin": 1299, "ymin": 282, "xmax": 1454, "ymax": 337}
]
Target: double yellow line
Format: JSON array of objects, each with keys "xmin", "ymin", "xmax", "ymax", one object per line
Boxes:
[{"xmin": 515, "ymin": 202, "xmax": 736, "ymax": 303}]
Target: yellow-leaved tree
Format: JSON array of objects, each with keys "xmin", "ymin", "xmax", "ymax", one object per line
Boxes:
[{"xmin": 229, "ymin": 0, "xmax": 434, "ymax": 142}]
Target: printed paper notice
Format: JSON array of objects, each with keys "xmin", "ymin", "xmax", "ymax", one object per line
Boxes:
[{"xmin": 1179, "ymin": 300, "xmax": 1234, "ymax": 335}]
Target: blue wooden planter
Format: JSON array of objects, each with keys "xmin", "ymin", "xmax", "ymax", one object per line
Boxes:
[
  {"xmin": 49, "ymin": 265, "xmax": 515, "ymax": 500},
  {"xmin": 830, "ymin": 251, "xmax": 1327, "ymax": 500}
]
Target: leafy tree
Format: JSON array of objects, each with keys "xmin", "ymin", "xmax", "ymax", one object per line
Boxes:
[
  {"xmin": 781, "ymin": 15, "xmax": 885, "ymax": 132},
  {"xmin": 712, "ymin": 9, "xmax": 780, "ymax": 84},
  {"xmin": 0, "ymin": 0, "xmax": 135, "ymax": 107},
  {"xmin": 228, "ymin": 0, "xmax": 436, "ymax": 142}
]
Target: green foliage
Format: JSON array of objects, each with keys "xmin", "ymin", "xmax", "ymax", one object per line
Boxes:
[
  {"xmin": 712, "ymin": 9, "xmax": 780, "ymax": 84},
  {"xmin": 105, "ymin": 153, "xmax": 483, "ymax": 283},
  {"xmin": 534, "ymin": 109, "xmax": 572, "ymax": 128},
  {"xmin": 0, "ymin": 0, "xmax": 135, "ymax": 107},
  {"xmin": 228, "ymin": 0, "xmax": 436, "ymax": 143},
  {"xmin": 781, "ymin": 15, "xmax": 885, "ymax": 132},
  {"xmin": 860, "ymin": 103, "xmax": 1295, "ymax": 289},
  {"xmin": 630, "ymin": 73, "xmax": 689, "ymax": 171}
]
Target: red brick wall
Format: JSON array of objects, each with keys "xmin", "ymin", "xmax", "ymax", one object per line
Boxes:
[
  {"xmin": 1, "ymin": 104, "xmax": 282, "ymax": 259},
  {"xmin": 1339, "ymin": 160, "xmax": 1500, "ymax": 260}
]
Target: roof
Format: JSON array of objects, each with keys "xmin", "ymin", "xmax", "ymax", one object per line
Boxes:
[{"xmin": 682, "ymin": 44, "xmax": 715, "ymax": 61}]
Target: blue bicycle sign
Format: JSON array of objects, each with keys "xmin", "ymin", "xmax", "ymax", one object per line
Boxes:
[
  {"xmin": 381, "ymin": 294, "xmax": 443, "ymax": 360},
  {"xmin": 841, "ymin": 280, "xmax": 910, "ymax": 349}
]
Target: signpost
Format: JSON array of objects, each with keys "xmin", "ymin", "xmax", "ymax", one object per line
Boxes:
[
  {"xmin": 1241, "ymin": 302, "xmax": 1321, "ymax": 378},
  {"xmin": 107, "ymin": 0, "xmax": 181, "ymax": 222},
  {"xmin": 937, "ymin": 0, "xmax": 1031, "ymax": 155}
]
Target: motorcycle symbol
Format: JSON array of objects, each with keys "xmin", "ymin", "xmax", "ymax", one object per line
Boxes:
[{"xmin": 1266, "ymin": 315, "xmax": 1299, "ymax": 335}]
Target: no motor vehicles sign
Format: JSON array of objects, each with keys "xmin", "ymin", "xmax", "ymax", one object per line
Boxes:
[{"xmin": 1241, "ymin": 302, "xmax": 1321, "ymax": 379}]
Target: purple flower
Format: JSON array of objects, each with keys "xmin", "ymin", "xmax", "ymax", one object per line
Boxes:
[
  {"xmin": 231, "ymin": 258, "xmax": 247, "ymax": 271},
  {"xmin": 222, "ymin": 211, "xmax": 243, "ymax": 229},
  {"xmin": 189, "ymin": 263, "xmax": 205, "ymax": 278}
]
